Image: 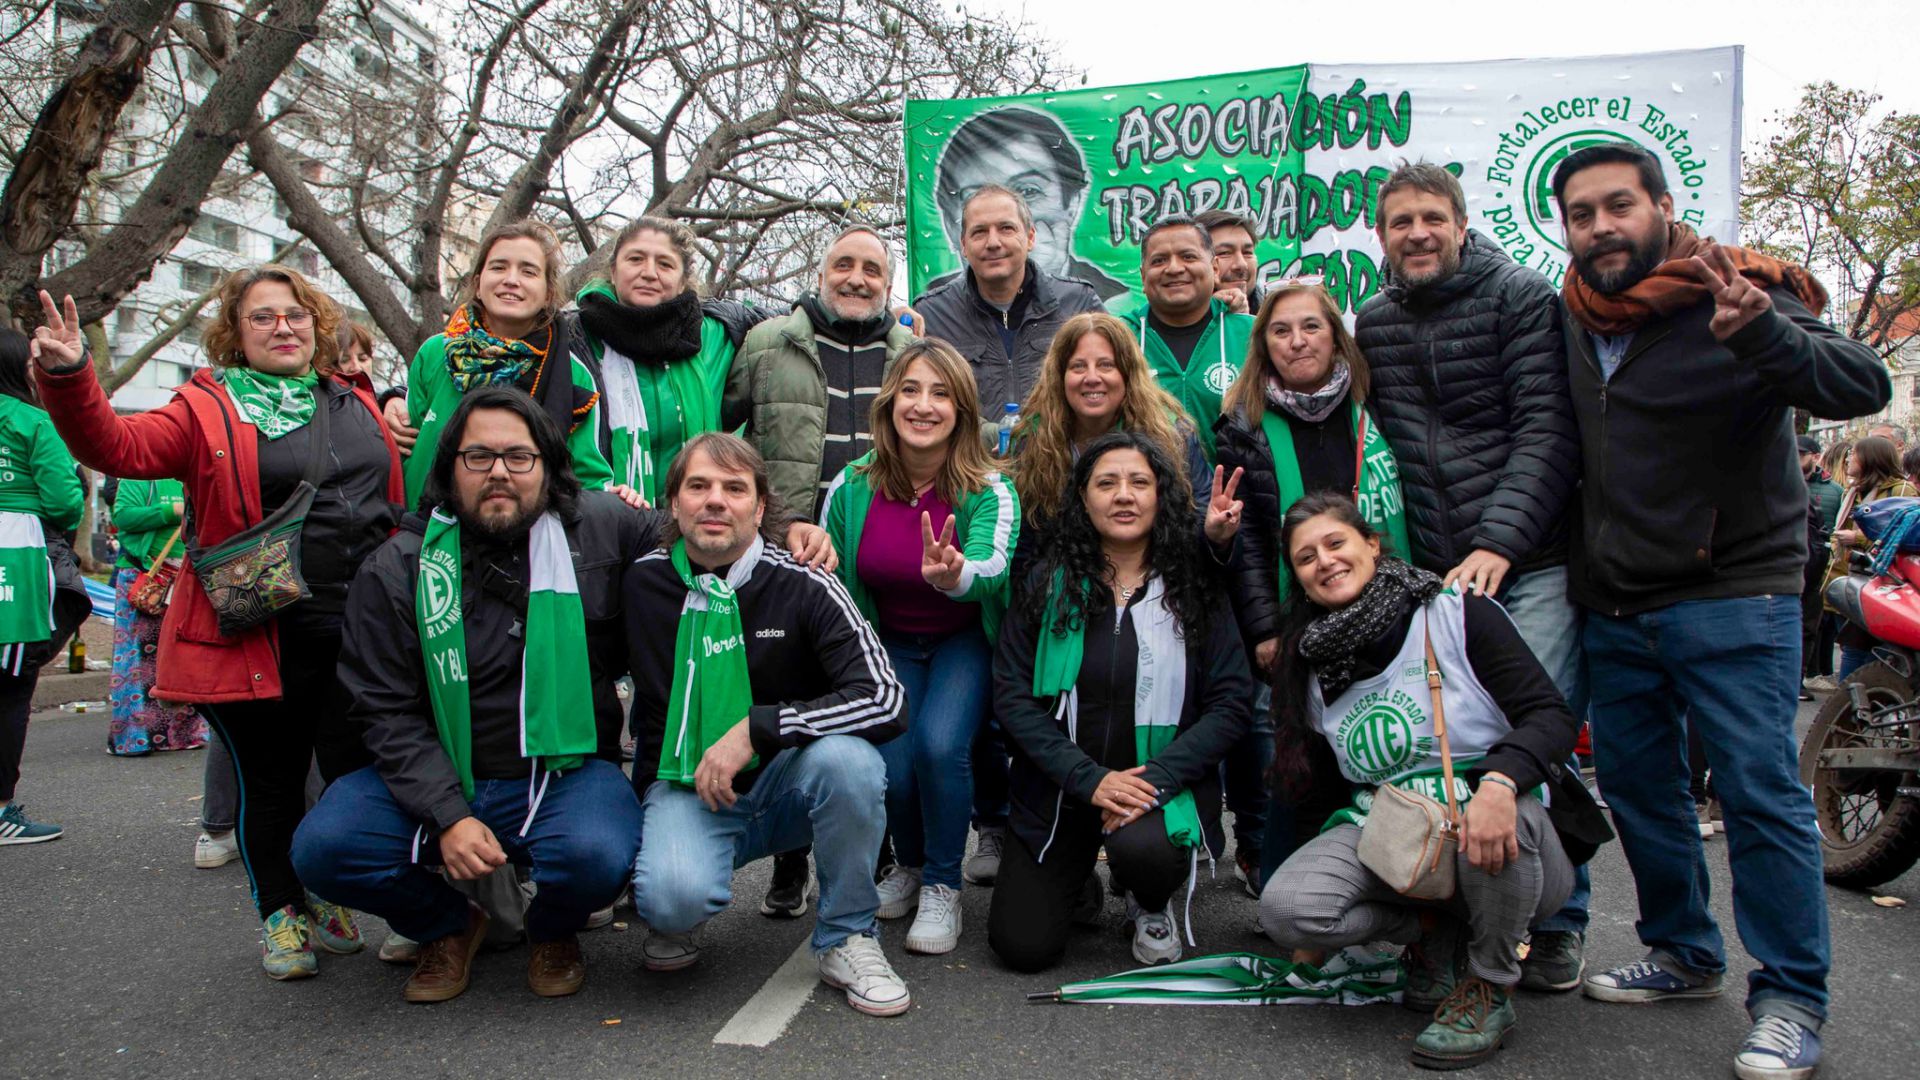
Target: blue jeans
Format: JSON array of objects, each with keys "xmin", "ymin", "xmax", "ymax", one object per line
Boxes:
[
  {"xmin": 1585, "ymin": 595, "xmax": 1829, "ymax": 1029},
  {"xmin": 290, "ymin": 760, "xmax": 642, "ymax": 944},
  {"xmin": 632, "ymin": 736, "xmax": 886, "ymax": 952},
  {"xmin": 878, "ymin": 627, "xmax": 988, "ymax": 889},
  {"xmin": 1837, "ymin": 640, "xmax": 1874, "ymax": 681},
  {"xmin": 1499, "ymin": 566, "xmax": 1591, "ymax": 934}
]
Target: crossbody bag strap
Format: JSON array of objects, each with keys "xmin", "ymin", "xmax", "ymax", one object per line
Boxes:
[
  {"xmin": 150, "ymin": 522, "xmax": 184, "ymax": 565},
  {"xmin": 1423, "ymin": 612, "xmax": 1459, "ymax": 829}
]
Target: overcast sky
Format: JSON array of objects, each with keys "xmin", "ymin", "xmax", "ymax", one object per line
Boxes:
[{"xmin": 965, "ymin": 0, "xmax": 1916, "ymax": 142}]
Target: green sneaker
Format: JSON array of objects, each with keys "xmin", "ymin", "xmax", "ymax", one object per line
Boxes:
[
  {"xmin": 1403, "ymin": 917, "xmax": 1465, "ymax": 1013},
  {"xmin": 0, "ymin": 803, "xmax": 63, "ymax": 845},
  {"xmin": 261, "ymin": 905, "xmax": 318, "ymax": 981},
  {"xmin": 304, "ymin": 893, "xmax": 364, "ymax": 955},
  {"xmin": 1411, "ymin": 976, "xmax": 1517, "ymax": 1070},
  {"xmin": 1518, "ymin": 930, "xmax": 1585, "ymax": 992}
]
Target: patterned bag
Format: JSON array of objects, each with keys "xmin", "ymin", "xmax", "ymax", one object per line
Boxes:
[
  {"xmin": 128, "ymin": 525, "xmax": 184, "ymax": 617},
  {"xmin": 189, "ymin": 380, "xmax": 330, "ymax": 637}
]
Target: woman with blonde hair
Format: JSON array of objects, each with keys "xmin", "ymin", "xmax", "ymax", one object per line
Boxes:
[
  {"xmin": 32, "ymin": 266, "xmax": 404, "ymax": 980},
  {"xmin": 820, "ymin": 338, "xmax": 1018, "ymax": 955}
]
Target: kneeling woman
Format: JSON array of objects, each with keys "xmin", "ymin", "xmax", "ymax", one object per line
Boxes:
[
  {"xmin": 1260, "ymin": 494, "xmax": 1609, "ymax": 1070},
  {"xmin": 989, "ymin": 431, "xmax": 1251, "ymax": 973}
]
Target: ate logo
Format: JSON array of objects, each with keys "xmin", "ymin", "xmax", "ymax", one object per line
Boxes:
[
  {"xmin": 420, "ymin": 548, "xmax": 461, "ymax": 632},
  {"xmin": 1203, "ymin": 356, "xmax": 1237, "ymax": 395},
  {"xmin": 1336, "ymin": 689, "xmax": 1428, "ymax": 784}
]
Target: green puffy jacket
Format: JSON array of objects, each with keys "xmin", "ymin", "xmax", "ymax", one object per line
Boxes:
[{"xmin": 729, "ymin": 306, "xmax": 916, "ymax": 521}]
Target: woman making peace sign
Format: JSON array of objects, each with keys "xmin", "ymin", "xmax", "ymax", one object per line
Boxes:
[{"xmin": 820, "ymin": 339, "xmax": 1019, "ymax": 956}]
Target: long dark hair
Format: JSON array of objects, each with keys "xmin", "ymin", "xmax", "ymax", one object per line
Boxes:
[
  {"xmin": 420, "ymin": 384, "xmax": 580, "ymax": 520},
  {"xmin": 1022, "ymin": 429, "xmax": 1213, "ymax": 642},
  {"xmin": 0, "ymin": 328, "xmax": 36, "ymax": 405},
  {"xmin": 1269, "ymin": 492, "xmax": 1381, "ymax": 799},
  {"xmin": 1850, "ymin": 435, "xmax": 1903, "ymax": 497}
]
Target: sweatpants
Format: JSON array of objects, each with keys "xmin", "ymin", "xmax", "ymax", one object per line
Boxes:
[
  {"xmin": 1261, "ymin": 795, "xmax": 1574, "ymax": 986},
  {"xmin": 988, "ymin": 808, "xmax": 1191, "ymax": 974}
]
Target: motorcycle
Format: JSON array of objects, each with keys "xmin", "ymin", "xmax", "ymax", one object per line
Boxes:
[{"xmin": 1807, "ymin": 498, "xmax": 1920, "ymax": 888}]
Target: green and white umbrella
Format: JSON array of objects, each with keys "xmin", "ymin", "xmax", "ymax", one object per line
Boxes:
[{"xmin": 1027, "ymin": 949, "xmax": 1405, "ymax": 1007}]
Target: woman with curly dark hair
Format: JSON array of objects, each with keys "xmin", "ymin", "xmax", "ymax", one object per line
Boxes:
[{"xmin": 987, "ymin": 430, "xmax": 1252, "ymax": 973}]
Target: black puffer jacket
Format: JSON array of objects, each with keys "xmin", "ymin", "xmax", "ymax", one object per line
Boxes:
[{"xmin": 1354, "ymin": 232, "xmax": 1577, "ymax": 579}]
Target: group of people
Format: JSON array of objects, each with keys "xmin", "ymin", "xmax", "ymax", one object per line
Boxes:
[{"xmin": 6, "ymin": 138, "xmax": 1890, "ymax": 1080}]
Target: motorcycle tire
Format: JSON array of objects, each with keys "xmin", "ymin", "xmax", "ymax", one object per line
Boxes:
[{"xmin": 1798, "ymin": 660, "xmax": 1920, "ymax": 889}]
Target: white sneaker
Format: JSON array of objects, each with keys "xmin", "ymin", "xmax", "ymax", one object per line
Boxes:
[
  {"xmin": 1128, "ymin": 897, "xmax": 1182, "ymax": 966},
  {"xmin": 875, "ymin": 865, "xmax": 923, "ymax": 920},
  {"xmin": 642, "ymin": 929, "xmax": 702, "ymax": 972},
  {"xmin": 194, "ymin": 830, "xmax": 238, "ymax": 869},
  {"xmin": 817, "ymin": 933, "xmax": 911, "ymax": 1016},
  {"xmin": 964, "ymin": 826, "xmax": 1005, "ymax": 885},
  {"xmin": 904, "ymin": 884, "xmax": 962, "ymax": 954},
  {"xmin": 377, "ymin": 931, "xmax": 419, "ymax": 964}
]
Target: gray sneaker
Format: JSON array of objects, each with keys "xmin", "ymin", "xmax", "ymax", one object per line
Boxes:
[
  {"xmin": 1127, "ymin": 897, "xmax": 1182, "ymax": 966},
  {"xmin": 642, "ymin": 929, "xmax": 702, "ymax": 972},
  {"xmin": 964, "ymin": 826, "xmax": 1006, "ymax": 885},
  {"xmin": 875, "ymin": 865, "xmax": 923, "ymax": 920}
]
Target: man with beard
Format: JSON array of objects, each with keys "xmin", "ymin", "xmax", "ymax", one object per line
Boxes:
[
  {"xmin": 1553, "ymin": 142, "xmax": 1889, "ymax": 1080},
  {"xmin": 1353, "ymin": 161, "xmax": 1590, "ymax": 999},
  {"xmin": 624, "ymin": 433, "xmax": 910, "ymax": 1016},
  {"xmin": 1123, "ymin": 216, "xmax": 1251, "ymax": 463},
  {"xmin": 292, "ymin": 386, "xmax": 656, "ymax": 1003},
  {"xmin": 1195, "ymin": 209, "xmax": 1264, "ymax": 315}
]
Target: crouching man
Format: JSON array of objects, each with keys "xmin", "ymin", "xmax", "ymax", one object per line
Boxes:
[{"xmin": 626, "ymin": 432, "xmax": 912, "ymax": 1016}]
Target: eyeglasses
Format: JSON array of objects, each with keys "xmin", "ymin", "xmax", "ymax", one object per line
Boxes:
[
  {"xmin": 457, "ymin": 449, "xmax": 541, "ymax": 474},
  {"xmin": 246, "ymin": 310, "xmax": 314, "ymax": 331},
  {"xmin": 1271, "ymin": 275, "xmax": 1327, "ymax": 289}
]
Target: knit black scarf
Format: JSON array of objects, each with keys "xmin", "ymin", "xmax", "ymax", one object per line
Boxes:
[
  {"xmin": 577, "ymin": 289, "xmax": 703, "ymax": 367},
  {"xmin": 1298, "ymin": 558, "xmax": 1444, "ymax": 699},
  {"xmin": 799, "ymin": 292, "xmax": 892, "ymax": 346}
]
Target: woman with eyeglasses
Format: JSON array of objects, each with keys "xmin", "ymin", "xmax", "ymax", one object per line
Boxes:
[{"xmin": 31, "ymin": 266, "xmax": 404, "ymax": 982}]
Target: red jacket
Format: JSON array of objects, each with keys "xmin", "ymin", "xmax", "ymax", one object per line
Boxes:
[{"xmin": 39, "ymin": 363, "xmax": 404, "ymax": 703}]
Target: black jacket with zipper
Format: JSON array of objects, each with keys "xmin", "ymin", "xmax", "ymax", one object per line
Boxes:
[
  {"xmin": 1354, "ymin": 231, "xmax": 1577, "ymax": 577},
  {"xmin": 912, "ymin": 259, "xmax": 1104, "ymax": 411},
  {"xmin": 338, "ymin": 492, "xmax": 659, "ymax": 831},
  {"xmin": 1565, "ymin": 287, "xmax": 1890, "ymax": 616},
  {"xmin": 994, "ymin": 579, "xmax": 1254, "ymax": 858}
]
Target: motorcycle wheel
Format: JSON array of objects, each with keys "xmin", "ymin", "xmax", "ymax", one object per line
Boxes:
[{"xmin": 1799, "ymin": 660, "xmax": 1920, "ymax": 888}]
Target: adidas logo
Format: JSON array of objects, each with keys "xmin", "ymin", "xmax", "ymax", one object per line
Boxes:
[{"xmin": 754, "ymin": 628, "xmax": 786, "ymax": 639}]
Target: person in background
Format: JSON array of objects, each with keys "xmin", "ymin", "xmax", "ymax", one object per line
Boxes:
[
  {"xmin": 1808, "ymin": 437, "xmax": 1855, "ymax": 689},
  {"xmin": 1868, "ymin": 421, "xmax": 1906, "ymax": 448},
  {"xmin": 108, "ymin": 477, "xmax": 204, "ymax": 757},
  {"xmin": 33, "ymin": 270, "xmax": 404, "ymax": 980},
  {"xmin": 1123, "ymin": 216, "xmax": 1252, "ymax": 463},
  {"xmin": 1820, "ymin": 435, "xmax": 1915, "ymax": 681},
  {"xmin": 1194, "ymin": 208, "xmax": 1264, "ymax": 315},
  {"xmin": 1901, "ymin": 443, "xmax": 1920, "ymax": 491},
  {"xmin": 0, "ymin": 327, "xmax": 88, "ymax": 846},
  {"xmin": 819, "ymin": 339, "xmax": 1017, "ymax": 954},
  {"xmin": 1801, "ymin": 435, "xmax": 1845, "ymax": 699},
  {"xmin": 335, "ymin": 321, "xmax": 376, "ymax": 384}
]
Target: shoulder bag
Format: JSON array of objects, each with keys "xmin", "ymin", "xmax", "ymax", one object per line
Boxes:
[{"xmin": 1355, "ymin": 614, "xmax": 1461, "ymax": 900}]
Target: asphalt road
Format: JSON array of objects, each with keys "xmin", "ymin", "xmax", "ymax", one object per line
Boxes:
[{"xmin": 1, "ymin": 702, "xmax": 1913, "ymax": 1080}]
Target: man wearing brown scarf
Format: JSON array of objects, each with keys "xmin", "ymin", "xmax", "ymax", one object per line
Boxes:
[{"xmin": 1553, "ymin": 142, "xmax": 1889, "ymax": 1080}]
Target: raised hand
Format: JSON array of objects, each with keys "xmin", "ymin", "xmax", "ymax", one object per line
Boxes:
[
  {"xmin": 920, "ymin": 510, "xmax": 964, "ymax": 592},
  {"xmin": 1686, "ymin": 242, "xmax": 1772, "ymax": 341},
  {"xmin": 1203, "ymin": 464, "xmax": 1245, "ymax": 545},
  {"xmin": 29, "ymin": 291, "xmax": 84, "ymax": 371}
]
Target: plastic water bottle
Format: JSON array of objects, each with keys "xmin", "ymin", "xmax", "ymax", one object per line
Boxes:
[{"xmin": 997, "ymin": 402, "xmax": 1020, "ymax": 456}]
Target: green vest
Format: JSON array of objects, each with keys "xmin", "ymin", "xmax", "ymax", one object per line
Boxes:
[{"xmin": 1125, "ymin": 296, "xmax": 1252, "ymax": 464}]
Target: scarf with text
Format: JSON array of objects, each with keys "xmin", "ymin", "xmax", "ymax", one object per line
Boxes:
[{"xmin": 658, "ymin": 536, "xmax": 761, "ymax": 785}]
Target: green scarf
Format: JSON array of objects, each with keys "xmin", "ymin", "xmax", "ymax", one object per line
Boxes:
[
  {"xmin": 220, "ymin": 367, "xmax": 318, "ymax": 440},
  {"xmin": 658, "ymin": 538, "xmax": 760, "ymax": 784},
  {"xmin": 416, "ymin": 510, "xmax": 595, "ymax": 800},
  {"xmin": 1258, "ymin": 400, "xmax": 1411, "ymax": 601},
  {"xmin": 1032, "ymin": 572, "xmax": 1202, "ymax": 851}
]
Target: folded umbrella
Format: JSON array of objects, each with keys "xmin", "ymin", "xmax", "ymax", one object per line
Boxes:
[{"xmin": 1026, "ymin": 948, "xmax": 1404, "ymax": 1007}]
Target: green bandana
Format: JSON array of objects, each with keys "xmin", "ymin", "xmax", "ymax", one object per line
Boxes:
[
  {"xmin": 220, "ymin": 367, "xmax": 318, "ymax": 440},
  {"xmin": 416, "ymin": 510, "xmax": 596, "ymax": 800},
  {"xmin": 1259, "ymin": 400, "xmax": 1410, "ymax": 600},
  {"xmin": 658, "ymin": 538, "xmax": 760, "ymax": 785},
  {"xmin": 1032, "ymin": 572, "xmax": 1202, "ymax": 851}
]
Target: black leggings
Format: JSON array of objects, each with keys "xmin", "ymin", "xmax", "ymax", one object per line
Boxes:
[
  {"xmin": 200, "ymin": 613, "xmax": 369, "ymax": 919},
  {"xmin": 987, "ymin": 808, "xmax": 1190, "ymax": 974},
  {"xmin": 0, "ymin": 652, "xmax": 43, "ymax": 803}
]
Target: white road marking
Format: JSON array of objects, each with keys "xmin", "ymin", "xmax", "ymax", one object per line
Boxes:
[{"xmin": 712, "ymin": 937, "xmax": 820, "ymax": 1047}]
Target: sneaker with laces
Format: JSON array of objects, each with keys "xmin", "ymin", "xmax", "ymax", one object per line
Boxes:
[
  {"xmin": 304, "ymin": 893, "xmax": 364, "ymax": 955},
  {"xmin": 761, "ymin": 852, "xmax": 812, "ymax": 918},
  {"xmin": 1518, "ymin": 930, "xmax": 1585, "ymax": 992},
  {"xmin": 1584, "ymin": 958, "xmax": 1724, "ymax": 1003},
  {"xmin": 1410, "ymin": 975, "xmax": 1517, "ymax": 1069},
  {"xmin": 260, "ymin": 904, "xmax": 318, "ymax": 981},
  {"xmin": 379, "ymin": 931, "xmax": 420, "ymax": 964},
  {"xmin": 194, "ymin": 830, "xmax": 238, "ymax": 868},
  {"xmin": 964, "ymin": 826, "xmax": 1005, "ymax": 885},
  {"xmin": 1404, "ymin": 917, "xmax": 1466, "ymax": 1012},
  {"xmin": 0, "ymin": 803, "xmax": 62, "ymax": 845},
  {"xmin": 586, "ymin": 884, "xmax": 629, "ymax": 930},
  {"xmin": 817, "ymin": 933, "xmax": 911, "ymax": 1016},
  {"xmin": 904, "ymin": 884, "xmax": 962, "ymax": 954},
  {"xmin": 1127, "ymin": 897, "xmax": 1182, "ymax": 966},
  {"xmin": 641, "ymin": 929, "xmax": 702, "ymax": 972},
  {"xmin": 875, "ymin": 864, "xmax": 923, "ymax": 920},
  {"xmin": 1734, "ymin": 1016, "xmax": 1822, "ymax": 1080}
]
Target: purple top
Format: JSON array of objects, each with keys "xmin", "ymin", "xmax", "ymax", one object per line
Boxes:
[{"xmin": 856, "ymin": 487, "xmax": 978, "ymax": 637}]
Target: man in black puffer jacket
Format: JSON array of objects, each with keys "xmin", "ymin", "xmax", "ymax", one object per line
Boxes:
[{"xmin": 1354, "ymin": 161, "xmax": 1589, "ymax": 994}]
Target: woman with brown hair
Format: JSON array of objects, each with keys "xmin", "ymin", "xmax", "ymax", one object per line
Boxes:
[
  {"xmin": 1824, "ymin": 434, "xmax": 1917, "ymax": 679},
  {"xmin": 31, "ymin": 268, "xmax": 404, "ymax": 980},
  {"xmin": 818, "ymin": 338, "xmax": 1018, "ymax": 954}
]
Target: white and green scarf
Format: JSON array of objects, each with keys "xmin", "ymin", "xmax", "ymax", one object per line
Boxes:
[
  {"xmin": 0, "ymin": 513, "xmax": 53, "ymax": 647},
  {"xmin": 597, "ymin": 346, "xmax": 656, "ymax": 500},
  {"xmin": 220, "ymin": 367, "xmax": 318, "ymax": 439},
  {"xmin": 658, "ymin": 536, "xmax": 760, "ymax": 785},
  {"xmin": 416, "ymin": 510, "xmax": 596, "ymax": 802}
]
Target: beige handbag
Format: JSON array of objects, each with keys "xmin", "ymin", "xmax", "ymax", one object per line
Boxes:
[{"xmin": 1355, "ymin": 624, "xmax": 1461, "ymax": 901}]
